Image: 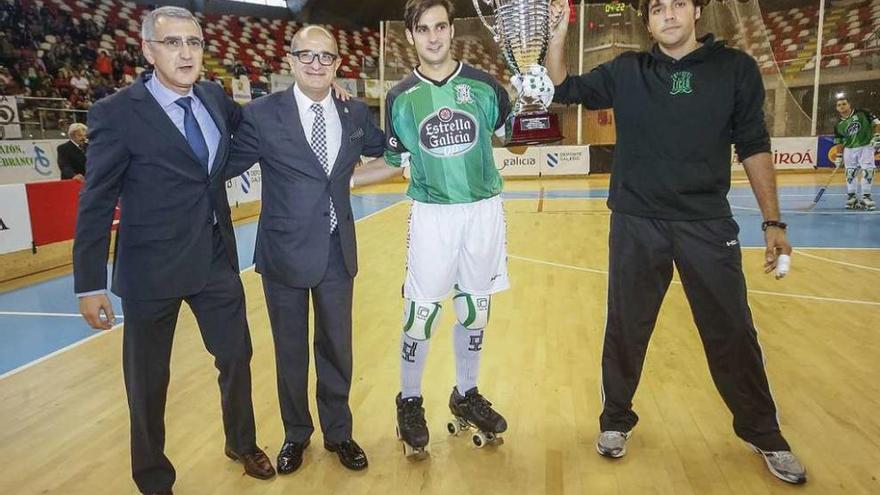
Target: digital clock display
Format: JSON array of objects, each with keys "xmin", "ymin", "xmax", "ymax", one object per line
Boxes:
[{"xmin": 604, "ymin": 1, "xmax": 627, "ymax": 15}]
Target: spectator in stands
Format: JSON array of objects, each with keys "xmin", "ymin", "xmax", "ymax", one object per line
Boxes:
[
  {"xmin": 232, "ymin": 60, "xmax": 248, "ymax": 78},
  {"xmin": 70, "ymin": 69, "xmax": 89, "ymax": 91},
  {"xmin": 57, "ymin": 122, "xmax": 87, "ymax": 181},
  {"xmin": 95, "ymin": 50, "xmax": 113, "ymax": 77}
]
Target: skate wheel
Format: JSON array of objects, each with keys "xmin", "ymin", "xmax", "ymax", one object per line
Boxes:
[
  {"xmin": 472, "ymin": 431, "xmax": 487, "ymax": 448},
  {"xmin": 403, "ymin": 442, "xmax": 429, "ymax": 460},
  {"xmin": 447, "ymin": 420, "xmax": 460, "ymax": 436}
]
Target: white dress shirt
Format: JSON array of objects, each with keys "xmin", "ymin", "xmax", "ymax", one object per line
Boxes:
[{"xmin": 293, "ymin": 83, "xmax": 341, "ymax": 172}]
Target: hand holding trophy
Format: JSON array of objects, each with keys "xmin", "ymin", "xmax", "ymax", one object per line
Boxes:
[{"xmin": 473, "ymin": 0, "xmax": 567, "ymax": 145}]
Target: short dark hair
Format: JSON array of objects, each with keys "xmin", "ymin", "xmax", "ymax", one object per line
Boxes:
[
  {"xmin": 404, "ymin": 0, "xmax": 455, "ymax": 33},
  {"xmin": 639, "ymin": 0, "xmax": 709, "ymax": 25}
]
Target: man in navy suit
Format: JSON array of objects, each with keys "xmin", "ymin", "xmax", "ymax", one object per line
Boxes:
[
  {"xmin": 73, "ymin": 7, "xmax": 274, "ymax": 494},
  {"xmin": 226, "ymin": 26, "xmax": 385, "ymax": 473}
]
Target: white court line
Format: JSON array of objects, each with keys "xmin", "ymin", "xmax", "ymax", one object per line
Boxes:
[
  {"xmin": 509, "ymin": 254, "xmax": 880, "ymax": 307},
  {"xmin": 0, "ymin": 311, "xmax": 125, "ymax": 318},
  {"xmin": 793, "ymin": 250, "xmax": 880, "ymax": 272},
  {"xmin": 0, "ymin": 200, "xmax": 408, "ymax": 382}
]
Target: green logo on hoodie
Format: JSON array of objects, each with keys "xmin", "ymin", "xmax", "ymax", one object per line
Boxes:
[{"xmin": 670, "ymin": 71, "xmax": 693, "ymax": 96}]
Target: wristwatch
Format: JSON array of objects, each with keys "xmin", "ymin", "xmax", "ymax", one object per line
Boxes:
[{"xmin": 761, "ymin": 220, "xmax": 787, "ymax": 231}]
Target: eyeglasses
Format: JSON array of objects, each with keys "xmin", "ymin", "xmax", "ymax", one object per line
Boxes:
[
  {"xmin": 290, "ymin": 50, "xmax": 338, "ymax": 66},
  {"xmin": 146, "ymin": 37, "xmax": 205, "ymax": 51}
]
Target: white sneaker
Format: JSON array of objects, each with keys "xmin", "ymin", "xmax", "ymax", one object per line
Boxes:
[
  {"xmin": 596, "ymin": 430, "xmax": 630, "ymax": 458},
  {"xmin": 751, "ymin": 445, "xmax": 807, "ymax": 484},
  {"xmin": 860, "ymin": 194, "xmax": 876, "ymax": 210}
]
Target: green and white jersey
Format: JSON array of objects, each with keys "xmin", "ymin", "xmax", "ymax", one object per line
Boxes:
[
  {"xmin": 384, "ymin": 62, "xmax": 512, "ymax": 204},
  {"xmin": 834, "ymin": 109, "xmax": 880, "ymax": 149}
]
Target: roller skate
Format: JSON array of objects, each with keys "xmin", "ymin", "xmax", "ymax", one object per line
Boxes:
[
  {"xmin": 859, "ymin": 194, "xmax": 875, "ymax": 211},
  {"xmin": 845, "ymin": 193, "xmax": 858, "ymax": 209},
  {"xmin": 446, "ymin": 386, "xmax": 507, "ymax": 448},
  {"xmin": 395, "ymin": 393, "xmax": 429, "ymax": 460}
]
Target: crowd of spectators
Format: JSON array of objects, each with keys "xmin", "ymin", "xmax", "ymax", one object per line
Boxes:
[{"xmin": 0, "ymin": 0, "xmax": 148, "ymax": 110}]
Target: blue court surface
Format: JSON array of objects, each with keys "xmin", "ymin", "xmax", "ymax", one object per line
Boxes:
[{"xmin": 1, "ymin": 185, "xmax": 878, "ymax": 377}]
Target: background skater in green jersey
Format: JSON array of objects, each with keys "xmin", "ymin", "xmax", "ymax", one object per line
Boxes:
[
  {"xmin": 833, "ymin": 96, "xmax": 880, "ymax": 210},
  {"xmin": 382, "ymin": 0, "xmax": 512, "ymax": 458}
]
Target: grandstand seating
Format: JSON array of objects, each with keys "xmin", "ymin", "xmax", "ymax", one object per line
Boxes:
[
  {"xmin": 730, "ymin": 0, "xmax": 880, "ymax": 76},
  {"xmin": 4, "ymin": 0, "xmax": 879, "ymax": 99}
]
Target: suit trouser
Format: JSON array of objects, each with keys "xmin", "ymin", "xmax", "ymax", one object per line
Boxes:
[
  {"xmin": 599, "ymin": 212, "xmax": 789, "ymax": 451},
  {"xmin": 121, "ymin": 226, "xmax": 257, "ymax": 493},
  {"xmin": 262, "ymin": 233, "xmax": 354, "ymax": 444}
]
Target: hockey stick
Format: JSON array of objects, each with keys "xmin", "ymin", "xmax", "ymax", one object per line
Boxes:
[{"xmin": 804, "ymin": 163, "xmax": 843, "ymax": 211}]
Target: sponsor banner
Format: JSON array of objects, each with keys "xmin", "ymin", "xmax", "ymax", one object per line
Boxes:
[
  {"xmin": 0, "ymin": 139, "xmax": 62, "ymax": 184},
  {"xmin": 25, "ymin": 179, "xmax": 82, "ymax": 246},
  {"xmin": 539, "ymin": 146, "xmax": 590, "ymax": 175},
  {"xmin": 0, "ymin": 183, "xmax": 33, "ymax": 254},
  {"xmin": 0, "ymin": 95, "xmax": 22, "ymax": 139},
  {"xmin": 336, "ymin": 78, "xmax": 358, "ymax": 98},
  {"xmin": 494, "ymin": 146, "xmax": 541, "ymax": 176},
  {"xmin": 494, "ymin": 145, "xmax": 591, "ymax": 177},
  {"xmin": 232, "ymin": 76, "xmax": 252, "ymax": 104},
  {"xmin": 733, "ymin": 137, "xmax": 817, "ymax": 170},
  {"xmin": 227, "ymin": 163, "xmax": 262, "ymax": 204},
  {"xmin": 364, "ymin": 80, "xmax": 382, "ymax": 99},
  {"xmin": 270, "ymin": 73, "xmax": 296, "ymax": 93}
]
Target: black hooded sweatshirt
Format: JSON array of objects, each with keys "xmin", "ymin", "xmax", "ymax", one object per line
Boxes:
[{"xmin": 554, "ymin": 34, "xmax": 770, "ymax": 221}]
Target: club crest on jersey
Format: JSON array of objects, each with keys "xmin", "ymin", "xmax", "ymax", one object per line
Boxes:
[
  {"xmin": 846, "ymin": 120, "xmax": 861, "ymax": 136},
  {"xmin": 418, "ymin": 107, "xmax": 479, "ymax": 157},
  {"xmin": 454, "ymin": 83, "xmax": 474, "ymax": 104}
]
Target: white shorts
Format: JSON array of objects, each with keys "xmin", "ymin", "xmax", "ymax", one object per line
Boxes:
[
  {"xmin": 404, "ymin": 195, "xmax": 510, "ymax": 302},
  {"xmin": 844, "ymin": 145, "xmax": 876, "ymax": 169}
]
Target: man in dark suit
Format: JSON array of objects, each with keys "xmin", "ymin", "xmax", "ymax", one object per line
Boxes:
[
  {"xmin": 73, "ymin": 7, "xmax": 274, "ymax": 495},
  {"xmin": 226, "ymin": 26, "xmax": 385, "ymax": 473},
  {"xmin": 57, "ymin": 122, "xmax": 87, "ymax": 181}
]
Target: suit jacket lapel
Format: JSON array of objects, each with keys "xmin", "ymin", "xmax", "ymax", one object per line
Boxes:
[
  {"xmin": 330, "ymin": 96, "xmax": 355, "ymax": 181},
  {"xmin": 277, "ymin": 86, "xmax": 327, "ymax": 179},
  {"xmin": 193, "ymin": 84, "xmax": 227, "ymax": 180},
  {"xmin": 129, "ymin": 75, "xmax": 204, "ymax": 172}
]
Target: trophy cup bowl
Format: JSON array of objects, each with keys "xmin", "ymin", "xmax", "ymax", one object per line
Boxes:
[{"xmin": 473, "ymin": 0, "xmax": 564, "ymax": 146}]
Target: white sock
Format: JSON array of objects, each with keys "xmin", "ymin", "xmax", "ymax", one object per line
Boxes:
[
  {"xmin": 861, "ymin": 168, "xmax": 874, "ymax": 196},
  {"xmin": 400, "ymin": 333, "xmax": 430, "ymax": 399},
  {"xmin": 453, "ymin": 323, "xmax": 484, "ymax": 394}
]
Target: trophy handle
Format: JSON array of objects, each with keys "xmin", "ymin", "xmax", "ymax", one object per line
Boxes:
[{"xmin": 471, "ymin": 0, "xmax": 499, "ymax": 39}]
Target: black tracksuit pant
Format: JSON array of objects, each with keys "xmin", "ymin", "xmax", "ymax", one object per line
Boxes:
[{"xmin": 599, "ymin": 212, "xmax": 789, "ymax": 452}]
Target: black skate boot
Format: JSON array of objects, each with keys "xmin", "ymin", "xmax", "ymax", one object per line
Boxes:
[
  {"xmin": 396, "ymin": 393, "xmax": 429, "ymax": 460},
  {"xmin": 447, "ymin": 386, "xmax": 507, "ymax": 448}
]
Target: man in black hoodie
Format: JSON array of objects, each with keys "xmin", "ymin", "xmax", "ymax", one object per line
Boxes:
[{"xmin": 546, "ymin": 0, "xmax": 805, "ymax": 484}]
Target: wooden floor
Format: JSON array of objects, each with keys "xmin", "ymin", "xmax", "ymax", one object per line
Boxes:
[{"xmin": 1, "ymin": 174, "xmax": 879, "ymax": 494}]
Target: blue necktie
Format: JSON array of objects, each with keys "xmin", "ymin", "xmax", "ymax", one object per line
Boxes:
[{"xmin": 175, "ymin": 97, "xmax": 210, "ymax": 173}]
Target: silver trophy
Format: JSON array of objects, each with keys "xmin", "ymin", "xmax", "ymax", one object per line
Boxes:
[{"xmin": 473, "ymin": 0, "xmax": 563, "ymax": 145}]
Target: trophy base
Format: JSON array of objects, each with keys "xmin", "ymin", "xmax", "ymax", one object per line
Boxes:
[{"xmin": 504, "ymin": 112, "xmax": 563, "ymax": 146}]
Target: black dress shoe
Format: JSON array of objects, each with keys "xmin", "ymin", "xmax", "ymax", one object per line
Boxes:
[
  {"xmin": 277, "ymin": 439, "xmax": 310, "ymax": 474},
  {"xmin": 324, "ymin": 439, "xmax": 368, "ymax": 471}
]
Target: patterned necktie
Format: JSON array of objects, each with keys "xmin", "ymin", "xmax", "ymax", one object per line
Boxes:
[
  {"xmin": 175, "ymin": 97, "xmax": 210, "ymax": 173},
  {"xmin": 310, "ymin": 103, "xmax": 337, "ymax": 233}
]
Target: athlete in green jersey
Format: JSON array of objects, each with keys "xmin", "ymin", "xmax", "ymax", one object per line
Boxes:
[
  {"xmin": 376, "ymin": 0, "xmax": 512, "ymax": 459},
  {"xmin": 833, "ymin": 97, "xmax": 880, "ymax": 209},
  {"xmin": 384, "ymin": 63, "xmax": 510, "ymax": 203}
]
